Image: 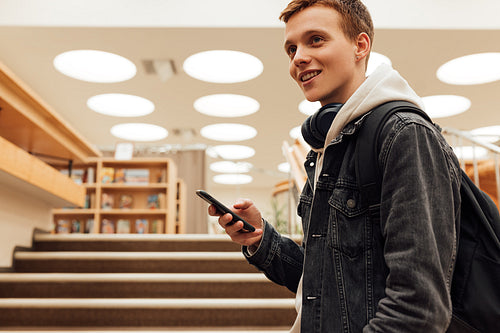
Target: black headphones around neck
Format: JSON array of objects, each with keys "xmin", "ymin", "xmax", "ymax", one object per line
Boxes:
[{"xmin": 301, "ymin": 103, "xmax": 343, "ymax": 149}]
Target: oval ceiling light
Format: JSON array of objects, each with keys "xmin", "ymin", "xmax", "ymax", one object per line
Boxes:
[
  {"xmin": 366, "ymin": 52, "xmax": 392, "ymax": 76},
  {"xmin": 437, "ymin": 52, "xmax": 500, "ymax": 85},
  {"xmin": 213, "ymin": 174, "xmax": 253, "ymax": 185},
  {"xmin": 289, "ymin": 126, "xmax": 301, "ymax": 139},
  {"xmin": 87, "ymin": 93, "xmax": 154, "ymax": 117},
  {"xmin": 206, "ymin": 145, "xmax": 256, "ymax": 160},
  {"xmin": 194, "ymin": 94, "xmax": 260, "ymax": 117},
  {"xmin": 183, "ymin": 50, "xmax": 263, "ymax": 83},
  {"xmin": 298, "ymin": 100, "xmax": 321, "ymax": 116},
  {"xmin": 110, "ymin": 123, "xmax": 168, "ymax": 142},
  {"xmin": 421, "ymin": 95, "xmax": 471, "ymax": 118},
  {"xmin": 53, "ymin": 50, "xmax": 136, "ymax": 83},
  {"xmin": 469, "ymin": 126, "xmax": 500, "ymax": 143},
  {"xmin": 453, "ymin": 146, "xmax": 489, "ymax": 160},
  {"xmin": 200, "ymin": 123, "xmax": 257, "ymax": 141},
  {"xmin": 210, "ymin": 161, "xmax": 253, "ymax": 173}
]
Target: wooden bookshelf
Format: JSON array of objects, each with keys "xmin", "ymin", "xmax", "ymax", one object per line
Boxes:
[
  {"xmin": 52, "ymin": 157, "xmax": 186, "ymax": 234},
  {"xmin": 0, "ymin": 60, "xmax": 101, "ymax": 207}
]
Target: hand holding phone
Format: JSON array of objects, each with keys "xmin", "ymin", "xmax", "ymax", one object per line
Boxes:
[{"xmin": 196, "ymin": 190, "xmax": 256, "ymax": 232}]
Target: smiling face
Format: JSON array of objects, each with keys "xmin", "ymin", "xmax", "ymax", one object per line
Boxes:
[{"xmin": 284, "ymin": 5, "xmax": 369, "ymax": 105}]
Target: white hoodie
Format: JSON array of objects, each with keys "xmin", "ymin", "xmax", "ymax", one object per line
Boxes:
[{"xmin": 289, "ymin": 63, "xmax": 424, "ymax": 332}]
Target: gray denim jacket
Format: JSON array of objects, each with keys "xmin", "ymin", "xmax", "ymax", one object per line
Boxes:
[{"xmin": 244, "ymin": 111, "xmax": 461, "ymax": 333}]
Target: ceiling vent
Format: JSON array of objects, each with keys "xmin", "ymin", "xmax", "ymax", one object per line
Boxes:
[{"xmin": 142, "ymin": 59, "xmax": 176, "ymax": 82}]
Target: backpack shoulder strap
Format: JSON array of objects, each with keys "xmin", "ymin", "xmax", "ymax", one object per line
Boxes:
[{"xmin": 355, "ymin": 100, "xmax": 431, "ymax": 216}]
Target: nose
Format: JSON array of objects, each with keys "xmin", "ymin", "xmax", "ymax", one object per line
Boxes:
[{"xmin": 293, "ymin": 46, "xmax": 311, "ymax": 66}]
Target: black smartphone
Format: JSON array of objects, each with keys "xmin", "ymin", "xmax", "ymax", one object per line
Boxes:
[{"xmin": 196, "ymin": 190, "xmax": 256, "ymax": 232}]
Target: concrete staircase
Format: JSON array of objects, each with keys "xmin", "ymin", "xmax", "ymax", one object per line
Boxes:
[{"xmin": 0, "ymin": 233, "xmax": 296, "ymax": 331}]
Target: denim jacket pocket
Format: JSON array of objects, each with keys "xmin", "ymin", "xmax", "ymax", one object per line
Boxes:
[
  {"xmin": 328, "ymin": 186, "xmax": 370, "ymax": 259},
  {"xmin": 297, "ymin": 193, "xmax": 313, "ymax": 239}
]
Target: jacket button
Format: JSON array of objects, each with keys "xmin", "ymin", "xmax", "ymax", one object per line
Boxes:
[
  {"xmin": 309, "ymin": 162, "xmax": 315, "ymax": 167},
  {"xmin": 347, "ymin": 199, "xmax": 356, "ymax": 208}
]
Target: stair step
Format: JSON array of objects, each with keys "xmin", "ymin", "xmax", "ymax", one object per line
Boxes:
[
  {"xmin": 0, "ymin": 273, "xmax": 295, "ymax": 298},
  {"xmin": 0, "ymin": 329, "xmax": 290, "ymax": 332},
  {"xmin": 0, "ymin": 298, "xmax": 296, "ymax": 327},
  {"xmin": 14, "ymin": 251, "xmax": 258, "ymax": 273},
  {"xmin": 32, "ymin": 234, "xmax": 242, "ymax": 252}
]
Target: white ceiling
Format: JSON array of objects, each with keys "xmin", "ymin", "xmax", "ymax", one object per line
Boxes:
[{"xmin": 0, "ymin": 0, "xmax": 499, "ymax": 191}]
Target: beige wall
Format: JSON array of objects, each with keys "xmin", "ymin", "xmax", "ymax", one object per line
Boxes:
[{"xmin": 0, "ymin": 183, "xmax": 52, "ymax": 267}]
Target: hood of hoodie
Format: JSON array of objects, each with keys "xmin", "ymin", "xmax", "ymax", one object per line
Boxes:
[
  {"xmin": 309, "ymin": 63, "xmax": 425, "ymax": 188},
  {"xmin": 313, "ymin": 63, "xmax": 424, "ymax": 153}
]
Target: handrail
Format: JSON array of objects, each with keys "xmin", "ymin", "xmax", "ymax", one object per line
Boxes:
[{"xmin": 442, "ymin": 127, "xmax": 500, "ymax": 207}]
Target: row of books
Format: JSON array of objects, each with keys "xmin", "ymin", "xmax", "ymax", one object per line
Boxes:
[
  {"xmin": 60, "ymin": 167, "xmax": 95, "ymax": 185},
  {"xmin": 101, "ymin": 168, "xmax": 159, "ymax": 185},
  {"xmin": 102, "ymin": 218, "xmax": 163, "ymax": 234},
  {"xmin": 55, "ymin": 218, "xmax": 164, "ymax": 234},
  {"xmin": 101, "ymin": 193, "xmax": 165, "ymax": 209},
  {"xmin": 55, "ymin": 218, "xmax": 94, "ymax": 234}
]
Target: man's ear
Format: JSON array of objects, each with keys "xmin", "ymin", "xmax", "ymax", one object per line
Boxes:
[{"xmin": 354, "ymin": 32, "xmax": 371, "ymax": 62}]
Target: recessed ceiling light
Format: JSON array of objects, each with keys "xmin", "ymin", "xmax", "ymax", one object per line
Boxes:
[
  {"xmin": 298, "ymin": 100, "xmax": 321, "ymax": 116},
  {"xmin": 453, "ymin": 146, "xmax": 489, "ymax": 160},
  {"xmin": 437, "ymin": 52, "xmax": 500, "ymax": 85},
  {"xmin": 87, "ymin": 94, "xmax": 154, "ymax": 117},
  {"xmin": 183, "ymin": 50, "xmax": 263, "ymax": 83},
  {"xmin": 53, "ymin": 50, "xmax": 136, "ymax": 83},
  {"xmin": 206, "ymin": 145, "xmax": 256, "ymax": 160},
  {"xmin": 110, "ymin": 123, "xmax": 168, "ymax": 142},
  {"xmin": 421, "ymin": 95, "xmax": 471, "ymax": 118},
  {"xmin": 194, "ymin": 94, "xmax": 260, "ymax": 117},
  {"xmin": 213, "ymin": 174, "xmax": 253, "ymax": 185},
  {"xmin": 469, "ymin": 126, "xmax": 500, "ymax": 143},
  {"xmin": 367, "ymin": 52, "xmax": 392, "ymax": 76},
  {"xmin": 200, "ymin": 123, "xmax": 257, "ymax": 141},
  {"xmin": 210, "ymin": 161, "xmax": 253, "ymax": 173},
  {"xmin": 289, "ymin": 126, "xmax": 301, "ymax": 139},
  {"xmin": 278, "ymin": 162, "xmax": 291, "ymax": 173}
]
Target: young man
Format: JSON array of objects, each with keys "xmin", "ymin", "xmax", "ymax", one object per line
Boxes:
[{"xmin": 210, "ymin": 1, "xmax": 461, "ymax": 332}]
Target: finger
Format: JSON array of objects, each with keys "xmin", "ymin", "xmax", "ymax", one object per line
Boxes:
[
  {"xmin": 208, "ymin": 204, "xmax": 219, "ymax": 216},
  {"xmin": 218, "ymin": 213, "xmax": 234, "ymax": 228},
  {"xmin": 233, "ymin": 199, "xmax": 251, "ymax": 210}
]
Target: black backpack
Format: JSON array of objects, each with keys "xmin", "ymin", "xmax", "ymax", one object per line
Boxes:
[{"xmin": 355, "ymin": 101, "xmax": 500, "ymax": 333}]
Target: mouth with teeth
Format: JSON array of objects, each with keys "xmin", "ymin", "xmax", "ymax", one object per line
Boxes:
[{"xmin": 301, "ymin": 70, "xmax": 321, "ymax": 82}]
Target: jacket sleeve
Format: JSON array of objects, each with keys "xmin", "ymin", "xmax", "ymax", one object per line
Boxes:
[
  {"xmin": 243, "ymin": 220, "xmax": 304, "ymax": 293},
  {"xmin": 364, "ymin": 116, "xmax": 461, "ymax": 333}
]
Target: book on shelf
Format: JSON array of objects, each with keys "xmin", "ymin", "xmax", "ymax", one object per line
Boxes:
[
  {"xmin": 84, "ymin": 218, "xmax": 94, "ymax": 233},
  {"xmin": 55, "ymin": 219, "xmax": 70, "ymax": 234},
  {"xmin": 101, "ymin": 193, "xmax": 114, "ymax": 209},
  {"xmin": 84, "ymin": 193, "xmax": 96, "ymax": 209},
  {"xmin": 118, "ymin": 194, "xmax": 133, "ymax": 209},
  {"xmin": 116, "ymin": 219, "xmax": 131, "ymax": 233},
  {"xmin": 151, "ymin": 219, "xmax": 163, "ymax": 233},
  {"xmin": 71, "ymin": 219, "xmax": 82, "ymax": 233},
  {"xmin": 101, "ymin": 167, "xmax": 115, "ymax": 184},
  {"xmin": 85, "ymin": 167, "xmax": 95, "ymax": 184},
  {"xmin": 158, "ymin": 192, "xmax": 166, "ymax": 208},
  {"xmin": 60, "ymin": 169, "xmax": 85, "ymax": 185},
  {"xmin": 114, "ymin": 168, "xmax": 126, "ymax": 183},
  {"xmin": 147, "ymin": 194, "xmax": 160, "ymax": 209},
  {"xmin": 101, "ymin": 219, "xmax": 115, "ymax": 233},
  {"xmin": 125, "ymin": 169, "xmax": 149, "ymax": 185},
  {"xmin": 135, "ymin": 219, "xmax": 148, "ymax": 234}
]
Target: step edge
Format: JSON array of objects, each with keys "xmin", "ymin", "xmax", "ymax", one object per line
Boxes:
[
  {"xmin": 14, "ymin": 251, "xmax": 246, "ymax": 261},
  {"xmin": 0, "ymin": 298, "xmax": 296, "ymax": 309},
  {"xmin": 0, "ymin": 272, "xmax": 269, "ymax": 282}
]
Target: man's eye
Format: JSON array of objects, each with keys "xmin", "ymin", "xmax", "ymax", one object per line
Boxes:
[
  {"xmin": 288, "ymin": 46, "xmax": 297, "ymax": 56},
  {"xmin": 312, "ymin": 36, "xmax": 323, "ymax": 44}
]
